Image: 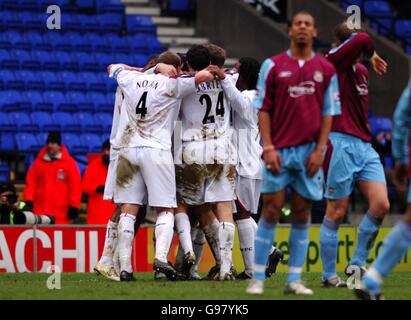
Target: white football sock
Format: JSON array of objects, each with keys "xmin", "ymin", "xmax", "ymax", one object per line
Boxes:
[
  {"xmin": 203, "ymin": 218, "xmax": 221, "ymax": 265},
  {"xmin": 219, "ymin": 222, "xmax": 235, "ymax": 275},
  {"xmin": 118, "ymin": 214, "xmax": 136, "ymax": 273},
  {"xmin": 155, "ymin": 211, "xmax": 174, "ymax": 263},
  {"xmin": 99, "ymin": 219, "xmax": 119, "ymax": 266},
  {"xmin": 192, "ymin": 227, "xmax": 205, "ymax": 268},
  {"xmin": 237, "ymin": 218, "xmax": 256, "ymax": 274},
  {"xmin": 175, "ymin": 212, "xmax": 193, "ymax": 255}
]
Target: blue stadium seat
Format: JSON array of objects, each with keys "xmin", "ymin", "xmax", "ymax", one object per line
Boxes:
[
  {"xmin": 0, "ymin": 70, "xmax": 17, "ymax": 89},
  {"xmin": 8, "ymin": 112, "xmax": 39, "ymax": 132},
  {"xmin": 60, "ymin": 71, "xmax": 85, "ymax": 91},
  {"xmin": 41, "ymin": 71, "xmax": 66, "ymax": 92},
  {"xmin": 0, "ymin": 112, "xmax": 17, "ymax": 132},
  {"xmin": 0, "ymin": 49, "xmax": 18, "ymax": 68},
  {"xmin": 80, "ymin": 72, "xmax": 107, "ymax": 92},
  {"xmin": 89, "ymin": 92, "xmax": 113, "ymax": 112},
  {"xmin": 33, "ymin": 51, "xmax": 60, "ymax": 70},
  {"xmin": 61, "ymin": 13, "xmax": 82, "ymax": 32},
  {"xmin": 44, "ymin": 32, "xmax": 72, "ymax": 52},
  {"xmin": 19, "ymin": 12, "xmax": 45, "ymax": 31},
  {"xmin": 95, "ymin": 0, "xmax": 124, "ymax": 13},
  {"xmin": 67, "ymin": 91, "xmax": 94, "ymax": 112},
  {"xmin": 25, "ymin": 31, "xmax": 52, "ymax": 51},
  {"xmin": 94, "ymin": 52, "xmax": 116, "ymax": 71},
  {"xmin": 369, "ymin": 117, "xmax": 392, "ymax": 136},
  {"xmin": 81, "ymin": 15, "xmax": 100, "ymax": 33},
  {"xmin": 43, "ymin": 91, "xmax": 67, "ymax": 111},
  {"xmin": 14, "ymin": 50, "xmax": 40, "ymax": 69},
  {"xmin": 62, "ymin": 133, "xmax": 88, "ymax": 154},
  {"xmin": 0, "ymin": 33, "xmax": 11, "ymax": 50},
  {"xmin": 106, "ymin": 34, "xmax": 130, "ymax": 54},
  {"xmin": 94, "ymin": 112, "xmax": 113, "ymax": 132},
  {"xmin": 73, "ymin": 112, "xmax": 102, "ymax": 133},
  {"xmin": 67, "ymin": 32, "xmax": 92, "ymax": 52},
  {"xmin": 168, "ymin": 0, "xmax": 194, "ymax": 15},
  {"xmin": 2, "ymin": 11, "xmax": 22, "ymax": 30},
  {"xmin": 115, "ymin": 53, "xmax": 136, "ymax": 66},
  {"xmin": 52, "ymin": 112, "xmax": 82, "ymax": 132},
  {"xmin": 16, "ymin": 133, "xmax": 41, "ymax": 153},
  {"xmin": 36, "ymin": 132, "xmax": 49, "ymax": 146},
  {"xmin": 26, "ymin": 90, "xmax": 53, "ymax": 112},
  {"xmin": 54, "ymin": 51, "xmax": 79, "ymax": 71},
  {"xmin": 80, "ymin": 133, "xmax": 102, "ymax": 153},
  {"xmin": 17, "ymin": 70, "xmax": 45, "ymax": 90},
  {"xmin": 98, "ymin": 13, "xmax": 123, "ymax": 32},
  {"xmin": 31, "ymin": 112, "xmax": 60, "ymax": 132},
  {"xmin": 364, "ymin": 1, "xmax": 394, "ymax": 34},
  {"xmin": 0, "ymin": 90, "xmax": 32, "ymax": 112},
  {"xmin": 395, "ymin": 20, "xmax": 411, "ymax": 39},
  {"xmin": 85, "ymin": 33, "xmax": 112, "ymax": 53},
  {"xmin": 126, "ymin": 15, "xmax": 156, "ymax": 34},
  {"xmin": 75, "ymin": 52, "xmax": 99, "ymax": 72},
  {"xmin": 0, "ymin": 133, "xmax": 16, "ymax": 151},
  {"xmin": 6, "ymin": 31, "xmax": 31, "ymax": 51},
  {"xmin": 15, "ymin": 0, "xmax": 40, "ymax": 11}
]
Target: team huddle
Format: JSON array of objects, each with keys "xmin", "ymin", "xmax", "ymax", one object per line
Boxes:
[{"xmin": 90, "ymin": 11, "xmax": 411, "ymax": 300}]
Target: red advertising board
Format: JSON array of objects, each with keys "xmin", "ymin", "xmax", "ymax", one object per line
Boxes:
[{"xmin": 0, "ymin": 226, "xmax": 150, "ymax": 272}]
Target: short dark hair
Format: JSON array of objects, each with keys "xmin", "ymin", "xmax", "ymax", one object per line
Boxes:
[
  {"xmin": 46, "ymin": 131, "xmax": 62, "ymax": 145},
  {"xmin": 205, "ymin": 43, "xmax": 226, "ymax": 68},
  {"xmin": 238, "ymin": 57, "xmax": 261, "ymax": 90},
  {"xmin": 289, "ymin": 11, "xmax": 316, "ymax": 27},
  {"xmin": 186, "ymin": 45, "xmax": 211, "ymax": 71},
  {"xmin": 142, "ymin": 55, "xmax": 158, "ymax": 71},
  {"xmin": 334, "ymin": 21, "xmax": 363, "ymax": 43},
  {"xmin": 157, "ymin": 51, "xmax": 182, "ymax": 69},
  {"xmin": 102, "ymin": 139, "xmax": 110, "ymax": 151}
]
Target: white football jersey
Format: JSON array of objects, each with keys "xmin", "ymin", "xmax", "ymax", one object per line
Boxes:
[
  {"xmin": 110, "ymin": 66, "xmax": 196, "ymax": 150},
  {"xmin": 179, "ymin": 75, "xmax": 237, "ymax": 142},
  {"xmin": 220, "ymin": 78, "xmax": 263, "ymax": 179}
]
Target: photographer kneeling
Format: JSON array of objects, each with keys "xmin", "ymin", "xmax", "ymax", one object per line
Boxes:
[{"xmin": 0, "ymin": 182, "xmax": 55, "ymax": 225}]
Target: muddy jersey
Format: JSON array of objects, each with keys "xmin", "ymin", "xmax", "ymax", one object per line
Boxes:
[
  {"xmin": 179, "ymin": 75, "xmax": 237, "ymax": 143},
  {"xmin": 110, "ymin": 65, "xmax": 196, "ymax": 150}
]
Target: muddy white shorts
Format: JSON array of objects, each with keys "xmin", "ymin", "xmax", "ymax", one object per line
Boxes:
[
  {"xmin": 113, "ymin": 147, "xmax": 176, "ymax": 208},
  {"xmin": 103, "ymin": 148, "xmax": 119, "ymax": 201},
  {"xmin": 233, "ymin": 175, "xmax": 262, "ymax": 214}
]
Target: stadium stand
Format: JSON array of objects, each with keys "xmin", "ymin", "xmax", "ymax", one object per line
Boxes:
[{"xmin": 0, "ymin": 0, "xmax": 167, "ymax": 182}]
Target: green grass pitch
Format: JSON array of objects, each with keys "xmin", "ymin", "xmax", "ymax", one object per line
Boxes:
[{"xmin": 1, "ymin": 272, "xmax": 411, "ymax": 300}]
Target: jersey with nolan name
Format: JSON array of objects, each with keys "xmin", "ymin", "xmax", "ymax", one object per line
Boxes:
[
  {"xmin": 220, "ymin": 77, "xmax": 263, "ymax": 179},
  {"xmin": 254, "ymin": 51, "xmax": 341, "ymax": 149},
  {"xmin": 326, "ymin": 32, "xmax": 374, "ymax": 142},
  {"xmin": 111, "ymin": 66, "xmax": 195, "ymax": 150}
]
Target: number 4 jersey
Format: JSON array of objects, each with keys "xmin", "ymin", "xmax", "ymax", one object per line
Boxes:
[{"xmin": 110, "ymin": 65, "xmax": 196, "ymax": 150}]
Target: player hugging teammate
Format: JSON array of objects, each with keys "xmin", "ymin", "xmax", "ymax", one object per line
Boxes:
[{"xmin": 91, "ymin": 10, "xmax": 401, "ymax": 299}]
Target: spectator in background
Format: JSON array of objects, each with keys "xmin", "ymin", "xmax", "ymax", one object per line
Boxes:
[
  {"xmin": 82, "ymin": 139, "xmax": 116, "ymax": 224},
  {"xmin": 372, "ymin": 130, "xmax": 393, "ymax": 168},
  {"xmin": 23, "ymin": 132, "xmax": 82, "ymax": 224}
]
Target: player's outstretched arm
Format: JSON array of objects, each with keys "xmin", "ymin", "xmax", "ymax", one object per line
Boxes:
[
  {"xmin": 327, "ymin": 32, "xmax": 374, "ymax": 70},
  {"xmin": 369, "ymin": 51, "xmax": 388, "ymax": 76},
  {"xmin": 194, "ymin": 70, "xmax": 214, "ymax": 86}
]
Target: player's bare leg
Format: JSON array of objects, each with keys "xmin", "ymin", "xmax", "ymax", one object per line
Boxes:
[
  {"xmin": 283, "ymin": 191, "xmax": 313, "ymax": 295},
  {"xmin": 117, "ymin": 203, "xmax": 140, "ymax": 281},
  {"xmin": 247, "ymin": 190, "xmax": 285, "ymax": 294},
  {"xmin": 94, "ymin": 205, "xmax": 121, "ymax": 281},
  {"xmin": 320, "ymin": 197, "xmax": 349, "ymax": 287},
  {"xmin": 174, "ymin": 203, "xmax": 196, "ymax": 278},
  {"xmin": 347, "ymin": 181, "xmax": 390, "ymax": 276},
  {"xmin": 153, "ymin": 207, "xmax": 179, "ymax": 280}
]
